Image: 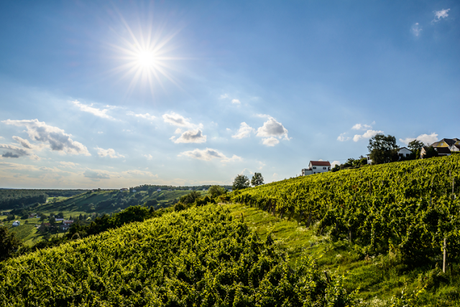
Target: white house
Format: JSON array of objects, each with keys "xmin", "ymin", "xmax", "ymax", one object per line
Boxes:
[
  {"xmin": 302, "ymin": 161, "xmax": 331, "ymax": 176},
  {"xmin": 12, "ymin": 220, "xmax": 20, "ymax": 227},
  {"xmin": 397, "ymin": 147, "xmax": 412, "ymax": 159},
  {"xmin": 157, "ymin": 188, "xmax": 162, "ymax": 192}
]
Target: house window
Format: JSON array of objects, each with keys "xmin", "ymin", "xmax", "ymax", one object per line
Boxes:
[
  {"xmin": 313, "ymin": 167, "xmax": 316, "ymax": 169},
  {"xmin": 323, "ymin": 167, "xmax": 326, "ymax": 169}
]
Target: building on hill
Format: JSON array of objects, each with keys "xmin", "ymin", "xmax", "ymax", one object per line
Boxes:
[
  {"xmin": 12, "ymin": 220, "xmax": 20, "ymax": 227},
  {"xmin": 397, "ymin": 147, "xmax": 412, "ymax": 159},
  {"xmin": 302, "ymin": 161, "xmax": 331, "ymax": 176},
  {"xmin": 421, "ymin": 138, "xmax": 460, "ymax": 158},
  {"xmin": 62, "ymin": 220, "xmax": 74, "ymax": 231}
]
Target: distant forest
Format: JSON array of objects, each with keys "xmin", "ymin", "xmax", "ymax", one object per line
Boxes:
[{"xmin": 0, "ymin": 189, "xmax": 87, "ymax": 210}]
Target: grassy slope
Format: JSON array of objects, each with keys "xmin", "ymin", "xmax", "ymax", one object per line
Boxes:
[{"xmin": 227, "ymin": 203, "xmax": 460, "ymax": 306}]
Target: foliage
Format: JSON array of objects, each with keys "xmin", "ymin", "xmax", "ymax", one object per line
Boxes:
[
  {"xmin": 251, "ymin": 172, "xmax": 264, "ymax": 186},
  {"xmin": 233, "ymin": 174, "xmax": 250, "ymax": 190},
  {"xmin": 368, "ymin": 134, "xmax": 398, "ymax": 164},
  {"xmin": 231, "ymin": 155, "xmax": 460, "ymax": 266},
  {"xmin": 0, "ymin": 226, "xmax": 22, "ymax": 261},
  {"xmin": 179, "ymin": 191, "xmax": 201, "ymax": 204},
  {"xmin": 0, "ymin": 205, "xmax": 354, "ymax": 306},
  {"xmin": 208, "ymin": 185, "xmax": 227, "ymax": 198},
  {"xmin": 423, "ymin": 146, "xmax": 439, "ymax": 159},
  {"xmin": 408, "ymin": 139, "xmax": 424, "ymax": 152}
]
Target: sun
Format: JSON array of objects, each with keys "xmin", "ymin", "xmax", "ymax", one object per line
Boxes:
[
  {"xmin": 136, "ymin": 50, "xmax": 157, "ymax": 69},
  {"xmin": 109, "ymin": 15, "xmax": 183, "ymax": 97}
]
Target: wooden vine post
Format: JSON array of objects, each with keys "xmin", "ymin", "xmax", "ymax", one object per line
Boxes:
[{"xmin": 443, "ymin": 238, "xmax": 447, "ymax": 273}]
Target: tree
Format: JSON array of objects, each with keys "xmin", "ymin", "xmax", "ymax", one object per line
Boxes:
[
  {"xmin": 208, "ymin": 185, "xmax": 226, "ymax": 198},
  {"xmin": 0, "ymin": 226, "xmax": 22, "ymax": 261},
  {"xmin": 408, "ymin": 139, "xmax": 424, "ymax": 152},
  {"xmin": 367, "ymin": 134, "xmax": 398, "ymax": 164},
  {"xmin": 251, "ymin": 173, "xmax": 264, "ymax": 186},
  {"xmin": 179, "ymin": 191, "xmax": 201, "ymax": 204},
  {"xmin": 233, "ymin": 174, "xmax": 250, "ymax": 190}
]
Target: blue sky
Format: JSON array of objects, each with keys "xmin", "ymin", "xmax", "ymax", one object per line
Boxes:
[{"xmin": 0, "ymin": 1, "xmax": 458, "ymax": 188}]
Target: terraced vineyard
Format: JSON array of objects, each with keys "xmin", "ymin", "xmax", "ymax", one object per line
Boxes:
[
  {"xmin": 0, "ymin": 205, "xmax": 353, "ymax": 306},
  {"xmin": 232, "ymin": 156, "xmax": 460, "ymax": 265}
]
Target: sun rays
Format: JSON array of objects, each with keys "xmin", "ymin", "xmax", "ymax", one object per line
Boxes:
[{"xmin": 108, "ymin": 11, "xmax": 184, "ymax": 99}]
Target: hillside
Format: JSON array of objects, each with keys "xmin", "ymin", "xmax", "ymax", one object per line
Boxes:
[
  {"xmin": 0, "ymin": 205, "xmax": 353, "ymax": 306},
  {"xmin": 230, "ymin": 155, "xmax": 460, "ymax": 305},
  {"xmin": 0, "ymin": 189, "xmax": 196, "ymax": 246}
]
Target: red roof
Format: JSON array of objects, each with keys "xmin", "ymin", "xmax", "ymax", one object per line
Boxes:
[{"xmin": 310, "ymin": 161, "xmax": 331, "ymax": 167}]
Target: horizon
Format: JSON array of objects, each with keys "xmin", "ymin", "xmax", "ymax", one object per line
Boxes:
[{"xmin": 1, "ymin": 1, "xmax": 459, "ymax": 189}]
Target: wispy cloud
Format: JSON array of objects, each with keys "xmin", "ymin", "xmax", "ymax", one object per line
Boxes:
[
  {"xmin": 162, "ymin": 112, "xmax": 198, "ymax": 128},
  {"xmin": 128, "ymin": 112, "xmax": 156, "ymax": 121},
  {"xmin": 433, "ymin": 8, "xmax": 450, "ymax": 22},
  {"xmin": 231, "ymin": 99, "xmax": 241, "ymax": 104},
  {"xmin": 95, "ymin": 147, "xmax": 125, "ymax": 158},
  {"xmin": 144, "ymin": 154, "xmax": 153, "ymax": 160},
  {"xmin": 219, "ymin": 93, "xmax": 229, "ymax": 99},
  {"xmin": 353, "ymin": 129, "xmax": 383, "ymax": 142},
  {"xmin": 178, "ymin": 148, "xmax": 242, "ymax": 163},
  {"xmin": 2, "ymin": 119, "xmax": 91, "ymax": 156},
  {"xmin": 352, "ymin": 123, "xmax": 372, "ymax": 130},
  {"xmin": 232, "ymin": 122, "xmax": 255, "ymax": 139},
  {"xmin": 411, "ymin": 23, "xmax": 422, "ymax": 37},
  {"xmin": 399, "ymin": 132, "xmax": 438, "ymax": 146},
  {"xmin": 337, "ymin": 133, "xmax": 350, "ymax": 142},
  {"xmin": 84, "ymin": 169, "xmax": 110, "ymax": 181},
  {"xmin": 71, "ymin": 100, "xmax": 114, "ymax": 120},
  {"xmin": 59, "ymin": 161, "xmax": 80, "ymax": 168}
]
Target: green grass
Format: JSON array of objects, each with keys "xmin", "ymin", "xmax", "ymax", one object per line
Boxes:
[{"xmin": 227, "ymin": 203, "xmax": 460, "ymax": 306}]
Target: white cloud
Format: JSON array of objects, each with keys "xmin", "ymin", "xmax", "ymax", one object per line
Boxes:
[
  {"xmin": 411, "ymin": 23, "xmax": 422, "ymax": 37},
  {"xmin": 144, "ymin": 154, "xmax": 153, "ymax": 160},
  {"xmin": 95, "ymin": 147, "xmax": 125, "ymax": 158},
  {"xmin": 178, "ymin": 148, "xmax": 242, "ymax": 163},
  {"xmin": 337, "ymin": 133, "xmax": 350, "ymax": 142},
  {"xmin": 262, "ymin": 137, "xmax": 279, "ymax": 147},
  {"xmin": 231, "ymin": 99, "xmax": 241, "ymax": 104},
  {"xmin": 173, "ymin": 129, "xmax": 207, "ymax": 144},
  {"xmin": 71, "ymin": 100, "xmax": 114, "ymax": 120},
  {"xmin": 433, "ymin": 8, "xmax": 450, "ymax": 22},
  {"xmin": 331, "ymin": 160, "xmax": 340, "ymax": 167},
  {"xmin": 352, "ymin": 123, "xmax": 372, "ymax": 130},
  {"xmin": 232, "ymin": 122, "xmax": 255, "ymax": 139},
  {"xmin": 175, "ymin": 128, "xmax": 182, "ymax": 134},
  {"xmin": 162, "ymin": 112, "xmax": 198, "ymax": 128},
  {"xmin": 353, "ymin": 130, "xmax": 384, "ymax": 142},
  {"xmin": 2, "ymin": 119, "xmax": 91, "ymax": 156},
  {"xmin": 399, "ymin": 132, "xmax": 438, "ymax": 146},
  {"xmin": 256, "ymin": 117, "xmax": 289, "ymax": 141},
  {"xmin": 219, "ymin": 94, "xmax": 229, "ymax": 99},
  {"xmin": 128, "ymin": 112, "xmax": 156, "ymax": 121}
]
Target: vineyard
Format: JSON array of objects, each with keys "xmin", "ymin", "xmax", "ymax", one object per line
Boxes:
[
  {"xmin": 0, "ymin": 205, "xmax": 354, "ymax": 306},
  {"xmin": 232, "ymin": 155, "xmax": 460, "ymax": 266}
]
